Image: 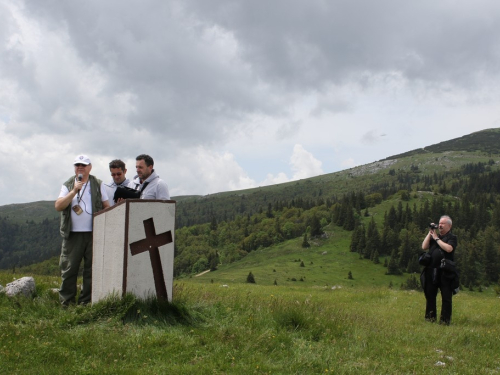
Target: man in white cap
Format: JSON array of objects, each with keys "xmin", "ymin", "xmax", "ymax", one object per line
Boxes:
[{"xmin": 55, "ymin": 154, "xmax": 110, "ymax": 306}]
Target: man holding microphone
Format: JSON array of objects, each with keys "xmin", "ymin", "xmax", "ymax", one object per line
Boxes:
[{"xmin": 55, "ymin": 154, "xmax": 110, "ymax": 306}]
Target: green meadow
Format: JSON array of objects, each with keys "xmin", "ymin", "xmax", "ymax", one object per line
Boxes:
[
  {"xmin": 1, "ymin": 275, "xmax": 499, "ymax": 374},
  {"xmin": 1, "ymin": 231, "xmax": 499, "ymax": 374}
]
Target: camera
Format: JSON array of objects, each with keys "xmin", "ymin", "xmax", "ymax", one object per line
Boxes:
[{"xmin": 429, "ymin": 223, "xmax": 438, "ymax": 229}]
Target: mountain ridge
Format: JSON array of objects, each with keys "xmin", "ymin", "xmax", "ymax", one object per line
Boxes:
[{"xmin": 1, "ymin": 128, "xmax": 500, "ymax": 225}]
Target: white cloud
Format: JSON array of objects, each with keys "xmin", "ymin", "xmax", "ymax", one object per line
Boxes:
[
  {"xmin": 260, "ymin": 172, "xmax": 290, "ymax": 186},
  {"xmin": 166, "ymin": 144, "xmax": 324, "ymax": 197},
  {"xmin": 290, "ymin": 144, "xmax": 323, "ymax": 180},
  {"xmin": 168, "ymin": 148, "xmax": 256, "ymax": 196},
  {"xmin": 341, "ymin": 158, "xmax": 356, "ymax": 169}
]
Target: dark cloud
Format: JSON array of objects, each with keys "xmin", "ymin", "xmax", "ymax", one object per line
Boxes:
[
  {"xmin": 6, "ymin": 0, "xmax": 500, "ymax": 151},
  {"xmin": 184, "ymin": 0, "xmax": 500, "ymax": 89},
  {"xmin": 1, "ymin": 0, "xmax": 500, "ymax": 205}
]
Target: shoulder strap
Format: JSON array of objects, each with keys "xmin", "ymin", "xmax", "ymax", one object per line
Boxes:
[{"xmin": 140, "ymin": 181, "xmax": 150, "ymax": 193}]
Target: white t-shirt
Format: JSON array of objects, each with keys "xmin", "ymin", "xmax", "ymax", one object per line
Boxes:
[
  {"xmin": 104, "ymin": 179, "xmax": 131, "ymax": 207},
  {"xmin": 59, "ymin": 180, "xmax": 109, "ymax": 232}
]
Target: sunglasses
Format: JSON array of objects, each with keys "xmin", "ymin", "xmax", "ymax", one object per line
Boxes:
[{"xmin": 74, "ymin": 163, "xmax": 88, "ymax": 167}]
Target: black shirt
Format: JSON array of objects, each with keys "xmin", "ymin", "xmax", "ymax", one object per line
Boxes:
[{"xmin": 429, "ymin": 231, "xmax": 457, "ymax": 268}]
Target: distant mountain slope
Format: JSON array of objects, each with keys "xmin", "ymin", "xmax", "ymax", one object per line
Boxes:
[
  {"xmin": 383, "ymin": 128, "xmax": 500, "ymax": 160},
  {"xmin": 0, "ymin": 201, "xmax": 59, "ymax": 224},
  {"xmin": 1, "ymin": 128, "xmax": 500, "ymax": 227}
]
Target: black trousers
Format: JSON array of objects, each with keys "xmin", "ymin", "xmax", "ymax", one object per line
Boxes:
[{"xmin": 423, "ymin": 268, "xmax": 453, "ymax": 323}]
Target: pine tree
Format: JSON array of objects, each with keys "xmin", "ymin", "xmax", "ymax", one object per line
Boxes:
[
  {"xmin": 386, "ymin": 249, "xmax": 402, "ymax": 275},
  {"xmin": 365, "ymin": 217, "xmax": 380, "ymax": 259},
  {"xmin": 460, "ymin": 242, "xmax": 479, "ymax": 287},
  {"xmin": 482, "ymin": 227, "xmax": 500, "ymax": 283},
  {"xmin": 386, "ymin": 205, "xmax": 398, "ymax": 229},
  {"xmin": 343, "ymin": 204, "xmax": 356, "ymax": 231},
  {"xmin": 210, "ymin": 216, "xmax": 218, "ymax": 231},
  {"xmin": 357, "ymin": 226, "xmax": 366, "ymax": 257},
  {"xmin": 310, "ymin": 214, "xmax": 323, "ymax": 236},
  {"xmin": 301, "ymin": 233, "xmax": 310, "ymax": 248},
  {"xmin": 350, "ymin": 228, "xmax": 359, "ymax": 252},
  {"xmin": 266, "ymin": 203, "xmax": 274, "ymax": 218},
  {"xmin": 398, "ymin": 230, "xmax": 413, "ymax": 270},
  {"xmin": 246, "ymin": 271, "xmax": 256, "ymax": 284},
  {"xmin": 406, "ymin": 254, "xmax": 420, "ymax": 274}
]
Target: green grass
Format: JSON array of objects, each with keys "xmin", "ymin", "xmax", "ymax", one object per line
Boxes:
[
  {"xmin": 1, "ymin": 272, "xmax": 500, "ymax": 374},
  {"xmin": 190, "ymin": 230, "xmax": 402, "ymax": 289}
]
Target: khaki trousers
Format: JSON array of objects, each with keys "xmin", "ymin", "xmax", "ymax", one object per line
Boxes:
[{"xmin": 59, "ymin": 232, "xmax": 93, "ymax": 305}]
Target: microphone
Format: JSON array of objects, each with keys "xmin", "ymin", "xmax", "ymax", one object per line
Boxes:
[{"xmin": 78, "ymin": 174, "xmax": 83, "ymax": 181}]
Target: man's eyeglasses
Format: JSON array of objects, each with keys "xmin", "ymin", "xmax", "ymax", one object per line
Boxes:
[{"xmin": 74, "ymin": 163, "xmax": 88, "ymax": 167}]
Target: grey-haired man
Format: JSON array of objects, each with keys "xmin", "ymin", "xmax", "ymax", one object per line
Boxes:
[{"xmin": 55, "ymin": 154, "xmax": 110, "ymax": 306}]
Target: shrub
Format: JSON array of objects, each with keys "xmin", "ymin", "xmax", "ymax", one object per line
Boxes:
[
  {"xmin": 246, "ymin": 271, "xmax": 256, "ymax": 284},
  {"xmin": 400, "ymin": 275, "xmax": 421, "ymax": 291}
]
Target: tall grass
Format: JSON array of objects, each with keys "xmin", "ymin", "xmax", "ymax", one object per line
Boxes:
[{"xmin": 1, "ymin": 272, "xmax": 499, "ymax": 374}]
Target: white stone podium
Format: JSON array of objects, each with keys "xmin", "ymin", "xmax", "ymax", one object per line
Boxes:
[{"xmin": 92, "ymin": 199, "xmax": 176, "ymax": 303}]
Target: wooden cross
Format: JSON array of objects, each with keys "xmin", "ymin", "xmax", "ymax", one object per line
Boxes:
[{"xmin": 129, "ymin": 218, "xmax": 173, "ymax": 300}]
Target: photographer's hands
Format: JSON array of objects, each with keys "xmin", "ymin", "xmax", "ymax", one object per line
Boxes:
[{"xmin": 429, "ymin": 224, "xmax": 438, "ymax": 240}]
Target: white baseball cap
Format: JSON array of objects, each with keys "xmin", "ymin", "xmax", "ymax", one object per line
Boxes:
[{"xmin": 74, "ymin": 154, "xmax": 91, "ymax": 165}]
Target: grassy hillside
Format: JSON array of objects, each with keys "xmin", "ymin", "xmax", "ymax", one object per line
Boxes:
[
  {"xmin": 0, "ymin": 200, "xmax": 58, "ymax": 224},
  {"xmin": 383, "ymin": 127, "xmax": 500, "ymax": 160},
  {"xmin": 1, "ymin": 272, "xmax": 499, "ymax": 374},
  {"xmin": 188, "ymin": 225, "xmax": 404, "ymax": 289}
]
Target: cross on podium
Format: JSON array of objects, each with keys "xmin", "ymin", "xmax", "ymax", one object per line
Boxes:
[{"xmin": 129, "ymin": 218, "xmax": 173, "ymax": 300}]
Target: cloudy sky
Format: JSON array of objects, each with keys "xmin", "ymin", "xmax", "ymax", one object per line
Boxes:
[{"xmin": 1, "ymin": 0, "xmax": 500, "ymax": 206}]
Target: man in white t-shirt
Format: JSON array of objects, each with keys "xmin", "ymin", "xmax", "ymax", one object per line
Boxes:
[{"xmin": 55, "ymin": 154, "xmax": 110, "ymax": 306}]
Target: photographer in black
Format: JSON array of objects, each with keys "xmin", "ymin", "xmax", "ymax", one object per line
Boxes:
[{"xmin": 421, "ymin": 215, "xmax": 457, "ymax": 325}]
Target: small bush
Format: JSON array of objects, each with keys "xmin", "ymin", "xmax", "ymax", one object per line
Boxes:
[
  {"xmin": 400, "ymin": 275, "xmax": 421, "ymax": 291},
  {"xmin": 246, "ymin": 272, "xmax": 256, "ymax": 284}
]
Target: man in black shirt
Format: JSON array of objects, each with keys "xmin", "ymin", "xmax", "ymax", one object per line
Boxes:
[{"xmin": 421, "ymin": 215, "xmax": 458, "ymax": 325}]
